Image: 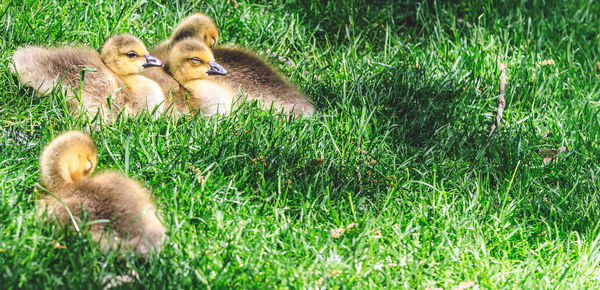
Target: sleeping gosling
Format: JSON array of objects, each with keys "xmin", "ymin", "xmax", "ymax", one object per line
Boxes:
[{"xmin": 38, "ymin": 131, "xmax": 166, "ymax": 255}]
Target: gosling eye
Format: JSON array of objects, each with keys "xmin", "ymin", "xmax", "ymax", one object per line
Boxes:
[
  {"xmin": 126, "ymin": 51, "xmax": 137, "ymax": 58},
  {"xmin": 190, "ymin": 57, "xmax": 203, "ymax": 64},
  {"xmin": 211, "ymin": 38, "xmax": 216, "ymax": 46}
]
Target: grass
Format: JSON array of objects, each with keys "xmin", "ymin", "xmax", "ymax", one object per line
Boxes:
[{"xmin": 2, "ymin": 0, "xmax": 600, "ymax": 288}]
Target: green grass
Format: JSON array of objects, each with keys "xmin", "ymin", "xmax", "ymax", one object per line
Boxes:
[{"xmin": 2, "ymin": 0, "xmax": 600, "ymax": 288}]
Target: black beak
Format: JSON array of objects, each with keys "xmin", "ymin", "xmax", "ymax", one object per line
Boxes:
[
  {"xmin": 142, "ymin": 54, "xmax": 163, "ymax": 68},
  {"xmin": 207, "ymin": 61, "xmax": 227, "ymax": 75}
]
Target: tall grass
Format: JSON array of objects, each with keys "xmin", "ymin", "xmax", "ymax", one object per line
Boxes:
[{"xmin": 2, "ymin": 0, "xmax": 600, "ymax": 287}]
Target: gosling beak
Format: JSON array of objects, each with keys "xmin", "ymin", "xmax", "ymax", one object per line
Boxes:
[
  {"xmin": 207, "ymin": 61, "xmax": 227, "ymax": 75},
  {"xmin": 142, "ymin": 54, "xmax": 163, "ymax": 68}
]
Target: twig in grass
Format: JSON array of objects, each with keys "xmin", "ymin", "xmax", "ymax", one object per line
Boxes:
[{"xmin": 489, "ymin": 61, "xmax": 507, "ymax": 137}]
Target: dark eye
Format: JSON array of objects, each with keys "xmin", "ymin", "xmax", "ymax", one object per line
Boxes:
[
  {"xmin": 126, "ymin": 51, "xmax": 137, "ymax": 58},
  {"xmin": 190, "ymin": 57, "xmax": 203, "ymax": 64}
]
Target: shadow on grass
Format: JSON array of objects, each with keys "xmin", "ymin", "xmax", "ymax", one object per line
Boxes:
[{"xmin": 269, "ymin": 0, "xmax": 418, "ymax": 49}]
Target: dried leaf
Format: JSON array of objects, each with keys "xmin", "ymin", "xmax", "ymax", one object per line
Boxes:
[
  {"xmin": 315, "ymin": 276, "xmax": 325, "ymax": 286},
  {"xmin": 330, "ymin": 223, "xmax": 358, "ymax": 238},
  {"xmin": 251, "ymin": 156, "xmax": 266, "ymax": 166},
  {"xmin": 538, "ymin": 147, "xmax": 566, "ymax": 164},
  {"xmin": 52, "ymin": 240, "xmax": 66, "ymax": 249},
  {"xmin": 189, "ymin": 166, "xmax": 204, "ymax": 184},
  {"xmin": 345, "ymin": 223, "xmax": 358, "ymax": 231},
  {"xmin": 537, "ymin": 59, "xmax": 555, "ymax": 66},
  {"xmin": 103, "ymin": 273, "xmax": 137, "ymax": 290},
  {"xmin": 453, "ymin": 281, "xmax": 477, "ymax": 290},
  {"xmin": 370, "ymin": 230, "xmax": 383, "ymax": 237},
  {"xmin": 315, "ymin": 269, "xmax": 343, "ymax": 286},
  {"xmin": 311, "ymin": 158, "xmax": 324, "ymax": 166},
  {"xmin": 330, "ymin": 228, "xmax": 344, "ymax": 239},
  {"xmin": 329, "ymin": 269, "xmax": 342, "ymax": 276}
]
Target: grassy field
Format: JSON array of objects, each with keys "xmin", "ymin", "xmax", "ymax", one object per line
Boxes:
[{"xmin": 2, "ymin": 0, "xmax": 600, "ymax": 288}]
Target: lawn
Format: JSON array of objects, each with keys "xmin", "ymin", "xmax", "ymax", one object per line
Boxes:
[{"xmin": 2, "ymin": 0, "xmax": 600, "ymax": 288}]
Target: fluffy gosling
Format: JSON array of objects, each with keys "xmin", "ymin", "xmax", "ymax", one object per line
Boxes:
[
  {"xmin": 12, "ymin": 34, "xmax": 164, "ymax": 120},
  {"xmin": 38, "ymin": 131, "xmax": 166, "ymax": 255},
  {"xmin": 165, "ymin": 38, "xmax": 234, "ymax": 115}
]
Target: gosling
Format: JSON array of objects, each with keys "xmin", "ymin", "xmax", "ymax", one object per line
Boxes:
[
  {"xmin": 142, "ymin": 13, "xmax": 220, "ymax": 116},
  {"xmin": 154, "ymin": 13, "xmax": 315, "ymax": 117},
  {"xmin": 12, "ymin": 34, "xmax": 164, "ymax": 120},
  {"xmin": 151, "ymin": 13, "xmax": 219, "ymax": 61},
  {"xmin": 38, "ymin": 131, "xmax": 166, "ymax": 255},
  {"xmin": 166, "ymin": 38, "xmax": 234, "ymax": 115}
]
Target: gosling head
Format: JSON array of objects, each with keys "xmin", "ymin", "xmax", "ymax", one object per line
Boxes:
[
  {"xmin": 171, "ymin": 13, "xmax": 219, "ymax": 48},
  {"xmin": 167, "ymin": 38, "xmax": 227, "ymax": 83},
  {"xmin": 40, "ymin": 131, "xmax": 98, "ymax": 190},
  {"xmin": 100, "ymin": 34, "xmax": 162, "ymax": 76}
]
